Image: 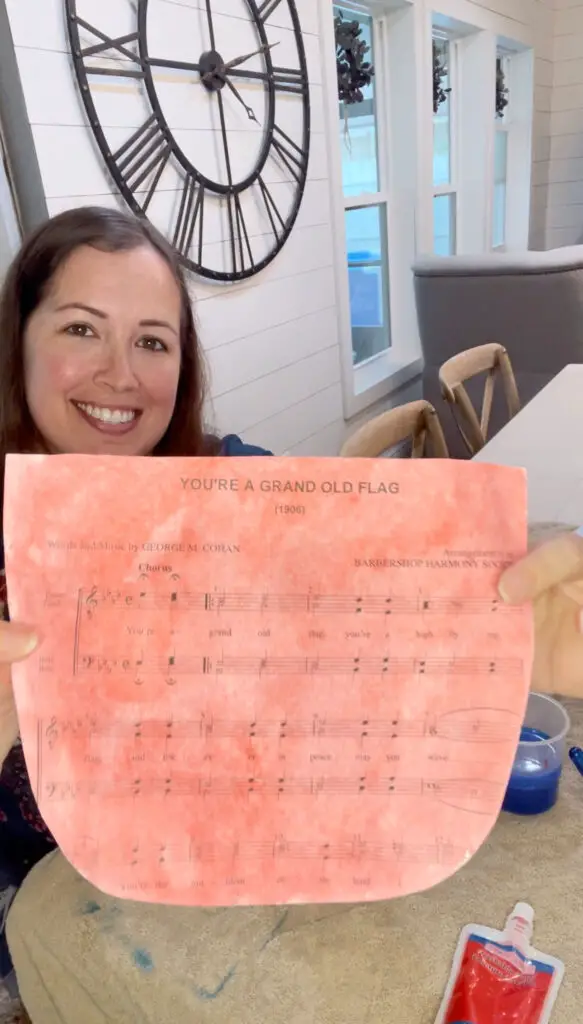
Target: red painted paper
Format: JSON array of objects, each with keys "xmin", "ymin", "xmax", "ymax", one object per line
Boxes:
[{"xmin": 3, "ymin": 455, "xmax": 533, "ymax": 906}]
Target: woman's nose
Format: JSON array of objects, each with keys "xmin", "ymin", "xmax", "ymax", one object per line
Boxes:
[{"xmin": 96, "ymin": 342, "xmax": 139, "ymax": 390}]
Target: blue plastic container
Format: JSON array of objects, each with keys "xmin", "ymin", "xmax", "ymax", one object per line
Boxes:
[{"xmin": 503, "ymin": 694, "xmax": 570, "ymax": 816}]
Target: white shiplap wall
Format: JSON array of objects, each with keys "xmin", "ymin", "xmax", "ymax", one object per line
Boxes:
[
  {"xmin": 4, "ymin": 0, "xmax": 558, "ymax": 456},
  {"xmin": 5, "ymin": 0, "xmax": 347, "ymax": 455},
  {"xmin": 546, "ymin": 1, "xmax": 583, "ymax": 249}
]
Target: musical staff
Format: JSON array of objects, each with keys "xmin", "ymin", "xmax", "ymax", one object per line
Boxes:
[
  {"xmin": 44, "ymin": 773, "xmax": 504, "ymax": 805},
  {"xmin": 68, "ymin": 587, "xmax": 520, "ymax": 618},
  {"xmin": 43, "ymin": 708, "xmax": 520, "ymax": 748},
  {"xmin": 70, "ymin": 833, "xmax": 469, "ymax": 868},
  {"xmin": 77, "ymin": 653, "xmax": 196, "ymax": 676},
  {"xmin": 211, "ymin": 655, "xmax": 523, "ymax": 677},
  {"xmin": 76, "ymin": 652, "xmax": 524, "ymax": 678}
]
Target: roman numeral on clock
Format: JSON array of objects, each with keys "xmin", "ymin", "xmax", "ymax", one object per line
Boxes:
[
  {"xmin": 270, "ymin": 124, "xmax": 308, "ymax": 184},
  {"xmin": 75, "ymin": 17, "xmax": 144, "ymax": 78},
  {"xmin": 232, "ymin": 194, "xmax": 254, "ymax": 274},
  {"xmin": 258, "ymin": 177, "xmax": 286, "ymax": 240},
  {"xmin": 112, "ymin": 116, "xmax": 171, "ymax": 203},
  {"xmin": 272, "ymin": 67, "xmax": 306, "ymax": 95},
  {"xmin": 228, "ymin": 64, "xmax": 307, "ymax": 95},
  {"xmin": 257, "ymin": 0, "xmax": 284, "ymax": 23},
  {"xmin": 173, "ymin": 176, "xmax": 205, "ymax": 261}
]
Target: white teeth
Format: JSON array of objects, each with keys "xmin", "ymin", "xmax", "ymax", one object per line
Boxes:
[{"xmin": 76, "ymin": 402, "xmax": 136, "ymax": 425}]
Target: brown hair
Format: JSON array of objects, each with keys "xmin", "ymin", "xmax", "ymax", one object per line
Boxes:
[{"xmin": 0, "ymin": 205, "xmax": 219, "ymax": 464}]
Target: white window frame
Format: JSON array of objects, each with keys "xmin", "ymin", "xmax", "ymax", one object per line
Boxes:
[
  {"xmin": 432, "ymin": 31, "xmax": 458, "ymax": 255},
  {"xmin": 0, "ymin": 123, "xmax": 21, "ymax": 276},
  {"xmin": 340, "ymin": 7, "xmax": 392, "ymax": 372},
  {"xmin": 490, "ymin": 44, "xmax": 534, "ymax": 252},
  {"xmin": 492, "ymin": 53, "xmax": 510, "ymax": 251},
  {"xmin": 320, "ymin": 0, "xmax": 534, "ymax": 420},
  {"xmin": 321, "ymin": 0, "xmax": 423, "ymax": 419},
  {"xmin": 427, "ymin": 4, "xmax": 533, "ymax": 256}
]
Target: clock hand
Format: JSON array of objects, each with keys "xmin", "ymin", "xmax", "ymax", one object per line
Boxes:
[
  {"xmin": 224, "ymin": 77, "xmax": 261, "ymax": 125},
  {"xmin": 145, "ymin": 58, "xmax": 201, "ymax": 73},
  {"xmin": 215, "ymin": 90, "xmax": 239, "ymax": 276},
  {"xmin": 222, "ymin": 40, "xmax": 280, "ymax": 73},
  {"xmin": 205, "ymin": 0, "xmax": 217, "ymax": 51},
  {"xmin": 201, "ymin": 41, "xmax": 280, "ymax": 86}
]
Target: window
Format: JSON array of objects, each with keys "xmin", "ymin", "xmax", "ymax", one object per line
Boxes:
[
  {"xmin": 493, "ymin": 55, "xmax": 509, "ymax": 249},
  {"xmin": 493, "ymin": 128, "xmax": 508, "ymax": 249},
  {"xmin": 432, "ymin": 34, "xmax": 456, "ymax": 256},
  {"xmin": 335, "ymin": 6, "xmax": 390, "ymax": 367},
  {"xmin": 0, "ymin": 130, "xmax": 20, "ymax": 282}
]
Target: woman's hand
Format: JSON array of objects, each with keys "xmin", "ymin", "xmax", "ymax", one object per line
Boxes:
[
  {"xmin": 499, "ymin": 530, "xmax": 583, "ymax": 698},
  {"xmin": 0, "ymin": 623, "xmax": 38, "ymax": 764}
]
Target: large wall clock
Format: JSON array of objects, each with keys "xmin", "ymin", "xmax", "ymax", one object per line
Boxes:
[{"xmin": 65, "ymin": 0, "xmax": 311, "ymax": 282}]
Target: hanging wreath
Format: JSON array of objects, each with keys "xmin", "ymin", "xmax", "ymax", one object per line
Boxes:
[
  {"xmin": 496, "ymin": 58, "xmax": 509, "ymax": 118},
  {"xmin": 433, "ymin": 39, "xmax": 451, "ymax": 114},
  {"xmin": 335, "ymin": 11, "xmax": 375, "ymax": 106}
]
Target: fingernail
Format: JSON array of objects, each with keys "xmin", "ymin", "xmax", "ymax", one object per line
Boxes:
[{"xmin": 498, "ymin": 574, "xmax": 522, "ymax": 604}]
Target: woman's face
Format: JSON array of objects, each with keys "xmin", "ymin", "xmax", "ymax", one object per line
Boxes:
[{"xmin": 23, "ymin": 244, "xmax": 183, "ymax": 456}]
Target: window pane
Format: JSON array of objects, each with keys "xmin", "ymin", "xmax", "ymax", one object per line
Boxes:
[
  {"xmin": 433, "ymin": 194, "xmax": 456, "ymax": 256},
  {"xmin": 335, "ymin": 7, "xmax": 379, "ymax": 197},
  {"xmin": 493, "ymin": 130, "xmax": 508, "ymax": 248},
  {"xmin": 433, "ymin": 38, "xmax": 451, "ymax": 187},
  {"xmin": 496, "ymin": 55, "xmax": 510, "ymax": 121},
  {"xmin": 345, "ymin": 205, "xmax": 390, "ymax": 365}
]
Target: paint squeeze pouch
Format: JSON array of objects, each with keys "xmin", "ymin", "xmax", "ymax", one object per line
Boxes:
[{"xmin": 435, "ymin": 903, "xmax": 564, "ymax": 1024}]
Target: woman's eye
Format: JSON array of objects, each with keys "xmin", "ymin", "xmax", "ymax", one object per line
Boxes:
[
  {"xmin": 65, "ymin": 323, "xmax": 95, "ymax": 338},
  {"xmin": 138, "ymin": 336, "xmax": 168, "ymax": 352}
]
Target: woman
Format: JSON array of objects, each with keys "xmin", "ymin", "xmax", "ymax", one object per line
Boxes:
[
  {"xmin": 0, "ymin": 205, "xmax": 270, "ymax": 1000},
  {"xmin": 0, "ymin": 205, "xmax": 582, "ymax": 1007}
]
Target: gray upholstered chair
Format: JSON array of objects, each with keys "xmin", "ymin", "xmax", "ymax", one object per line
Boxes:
[{"xmin": 413, "ymin": 247, "xmax": 583, "ymax": 457}]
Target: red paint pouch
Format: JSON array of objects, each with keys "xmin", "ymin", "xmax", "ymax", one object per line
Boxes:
[{"xmin": 435, "ymin": 904, "xmax": 564, "ymax": 1024}]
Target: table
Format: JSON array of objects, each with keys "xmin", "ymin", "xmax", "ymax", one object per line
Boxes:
[
  {"xmin": 8, "ymin": 378, "xmax": 583, "ymax": 1023},
  {"xmin": 7, "ymin": 699, "xmax": 583, "ymax": 1022},
  {"xmin": 475, "ymin": 363, "xmax": 583, "ymax": 524}
]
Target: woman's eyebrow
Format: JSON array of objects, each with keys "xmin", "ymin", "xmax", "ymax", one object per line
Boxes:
[
  {"xmin": 55, "ymin": 302, "xmax": 106, "ymax": 318},
  {"xmin": 54, "ymin": 304, "xmax": 178, "ymax": 336},
  {"xmin": 139, "ymin": 319, "xmax": 178, "ymax": 336}
]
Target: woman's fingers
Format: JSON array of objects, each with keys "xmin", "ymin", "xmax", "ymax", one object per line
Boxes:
[
  {"xmin": 0, "ymin": 621, "xmax": 39, "ymax": 663},
  {"xmin": 499, "ymin": 533, "xmax": 583, "ymax": 604}
]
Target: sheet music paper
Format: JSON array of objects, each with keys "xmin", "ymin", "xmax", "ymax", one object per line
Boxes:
[{"xmin": 3, "ymin": 455, "xmax": 532, "ymax": 906}]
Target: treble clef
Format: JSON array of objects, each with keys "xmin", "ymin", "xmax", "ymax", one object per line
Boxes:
[
  {"xmin": 84, "ymin": 587, "xmax": 98, "ymax": 619},
  {"xmin": 45, "ymin": 716, "xmax": 59, "ymax": 749}
]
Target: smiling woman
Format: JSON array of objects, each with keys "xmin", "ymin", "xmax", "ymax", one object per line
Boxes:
[
  {"xmin": 23, "ymin": 245, "xmax": 184, "ymax": 456},
  {"xmin": 0, "ymin": 204, "xmax": 271, "ymax": 1009},
  {"xmin": 0, "ymin": 206, "xmax": 218, "ymax": 470}
]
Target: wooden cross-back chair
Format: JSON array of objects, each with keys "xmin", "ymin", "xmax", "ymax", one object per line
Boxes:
[
  {"xmin": 340, "ymin": 400, "xmax": 449, "ymax": 459},
  {"xmin": 438, "ymin": 342, "xmax": 520, "ymax": 457}
]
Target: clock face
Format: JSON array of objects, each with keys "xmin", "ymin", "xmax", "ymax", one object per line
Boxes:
[{"xmin": 65, "ymin": 0, "xmax": 311, "ymax": 282}]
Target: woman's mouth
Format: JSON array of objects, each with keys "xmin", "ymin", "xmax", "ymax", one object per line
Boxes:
[{"xmin": 72, "ymin": 401, "xmax": 142, "ymax": 435}]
